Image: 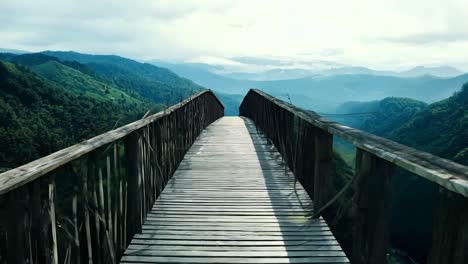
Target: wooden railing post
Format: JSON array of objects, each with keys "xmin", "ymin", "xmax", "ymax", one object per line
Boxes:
[
  {"xmin": 427, "ymin": 188, "xmax": 468, "ymax": 264},
  {"xmin": 313, "ymin": 128, "xmax": 333, "ymax": 215},
  {"xmin": 125, "ymin": 133, "xmax": 142, "ymax": 240},
  {"xmin": 351, "ymin": 148, "xmax": 394, "ymax": 264},
  {"xmin": 2, "ymin": 189, "xmax": 29, "ymax": 264}
]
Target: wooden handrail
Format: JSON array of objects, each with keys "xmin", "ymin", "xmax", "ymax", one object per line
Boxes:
[
  {"xmin": 0, "ymin": 89, "xmax": 224, "ymax": 263},
  {"xmin": 240, "ymin": 89, "xmax": 468, "ymax": 198},
  {"xmin": 0, "ymin": 89, "xmax": 224, "ymax": 195},
  {"xmin": 240, "ymin": 88, "xmax": 468, "ymax": 264}
]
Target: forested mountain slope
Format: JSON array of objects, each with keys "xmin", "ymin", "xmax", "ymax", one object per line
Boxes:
[
  {"xmin": 0, "ymin": 51, "xmax": 207, "ymax": 169},
  {"xmin": 336, "ymin": 85, "xmax": 467, "ymax": 165},
  {"xmin": 43, "ymin": 51, "xmax": 204, "ymax": 104},
  {"xmin": 0, "ymin": 62, "xmax": 148, "ymax": 168},
  {"xmin": 335, "ymin": 97, "xmax": 427, "ymax": 137},
  {"xmin": 389, "ymin": 85, "xmax": 468, "ymax": 164}
]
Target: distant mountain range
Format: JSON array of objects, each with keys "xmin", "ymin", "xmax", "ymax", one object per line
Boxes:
[
  {"xmin": 0, "ymin": 48, "xmax": 30, "ymax": 54},
  {"xmin": 151, "ymin": 56, "xmax": 465, "ymax": 81},
  {"xmin": 222, "ymin": 65, "xmax": 464, "ymax": 80},
  {"xmin": 152, "ymin": 61, "xmax": 468, "ymax": 113}
]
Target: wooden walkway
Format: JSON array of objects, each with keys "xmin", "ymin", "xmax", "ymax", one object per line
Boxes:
[{"xmin": 121, "ymin": 117, "xmax": 349, "ymax": 263}]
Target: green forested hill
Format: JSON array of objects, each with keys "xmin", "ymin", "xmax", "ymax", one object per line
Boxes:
[
  {"xmin": 389, "ymin": 84, "xmax": 468, "ymax": 164},
  {"xmin": 335, "ymin": 97, "xmax": 427, "ymax": 137},
  {"xmin": 30, "ymin": 60, "xmax": 143, "ymax": 105},
  {"xmin": 336, "ymin": 86, "xmax": 467, "ymax": 165},
  {"xmin": 332, "ymin": 97, "xmax": 427, "ymax": 165},
  {"xmin": 0, "ymin": 62, "xmax": 149, "ymax": 168},
  {"xmin": 42, "ymin": 51, "xmax": 204, "ymax": 104}
]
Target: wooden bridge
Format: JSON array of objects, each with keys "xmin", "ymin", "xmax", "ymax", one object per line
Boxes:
[{"xmin": 0, "ymin": 89, "xmax": 467, "ymax": 264}]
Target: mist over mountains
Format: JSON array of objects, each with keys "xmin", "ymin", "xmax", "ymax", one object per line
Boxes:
[{"xmin": 153, "ymin": 56, "xmax": 464, "ymax": 81}]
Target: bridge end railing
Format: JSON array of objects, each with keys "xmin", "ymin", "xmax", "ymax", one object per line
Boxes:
[
  {"xmin": 240, "ymin": 88, "xmax": 468, "ymax": 264},
  {"xmin": 0, "ymin": 90, "xmax": 223, "ymax": 264}
]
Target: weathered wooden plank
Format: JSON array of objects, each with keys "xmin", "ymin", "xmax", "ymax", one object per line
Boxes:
[
  {"xmin": 147, "ymin": 211, "xmax": 311, "ymax": 216},
  {"xmin": 137, "ymin": 229, "xmax": 334, "ymax": 236},
  {"xmin": 141, "ymin": 225, "xmax": 330, "ymax": 231},
  {"xmin": 120, "ymin": 255, "xmax": 350, "ymax": 263},
  {"xmin": 142, "ymin": 221, "xmax": 328, "ymax": 228},
  {"xmin": 126, "ymin": 244, "xmax": 344, "ymax": 251},
  {"xmin": 124, "ymin": 249, "xmax": 346, "ymax": 257},
  {"xmin": 129, "ymin": 239, "xmax": 341, "ymax": 246},
  {"xmin": 150, "ymin": 207, "xmax": 312, "ymax": 212}
]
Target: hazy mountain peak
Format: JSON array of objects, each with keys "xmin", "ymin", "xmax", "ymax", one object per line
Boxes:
[
  {"xmin": 0, "ymin": 48, "xmax": 30, "ymax": 54},
  {"xmin": 400, "ymin": 65, "xmax": 464, "ymax": 78}
]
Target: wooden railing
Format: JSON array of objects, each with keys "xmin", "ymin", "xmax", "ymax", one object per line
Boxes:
[
  {"xmin": 0, "ymin": 90, "xmax": 224, "ymax": 264},
  {"xmin": 240, "ymin": 89, "xmax": 468, "ymax": 264}
]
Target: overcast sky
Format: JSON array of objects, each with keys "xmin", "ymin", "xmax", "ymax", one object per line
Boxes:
[{"xmin": 1, "ymin": 0, "xmax": 468, "ymax": 70}]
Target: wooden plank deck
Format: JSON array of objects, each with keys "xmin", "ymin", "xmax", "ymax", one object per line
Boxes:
[{"xmin": 121, "ymin": 116, "xmax": 349, "ymax": 264}]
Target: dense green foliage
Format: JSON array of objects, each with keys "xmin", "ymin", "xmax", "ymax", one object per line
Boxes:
[
  {"xmin": 337, "ymin": 86, "xmax": 467, "ymax": 165},
  {"xmin": 389, "ymin": 85, "xmax": 468, "ymax": 165},
  {"xmin": 31, "ymin": 60, "xmax": 143, "ymax": 105},
  {"xmin": 333, "ymin": 97, "xmax": 427, "ymax": 167},
  {"xmin": 336, "ymin": 97, "xmax": 428, "ymax": 137},
  {"xmin": 0, "ymin": 62, "xmax": 148, "ymax": 167}
]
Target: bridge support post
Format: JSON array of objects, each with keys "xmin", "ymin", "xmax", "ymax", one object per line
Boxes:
[
  {"xmin": 313, "ymin": 129, "xmax": 333, "ymax": 216},
  {"xmin": 351, "ymin": 148, "xmax": 394, "ymax": 264},
  {"xmin": 1, "ymin": 188, "xmax": 30, "ymax": 263},
  {"xmin": 427, "ymin": 188, "xmax": 468, "ymax": 264},
  {"xmin": 125, "ymin": 133, "xmax": 142, "ymax": 241}
]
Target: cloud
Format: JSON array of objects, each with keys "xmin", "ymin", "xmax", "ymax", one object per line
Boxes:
[
  {"xmin": 380, "ymin": 32, "xmax": 468, "ymax": 44},
  {"xmin": 0, "ymin": 0, "xmax": 468, "ymax": 70}
]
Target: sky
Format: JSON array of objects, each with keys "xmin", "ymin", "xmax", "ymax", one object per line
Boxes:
[{"xmin": 1, "ymin": 0, "xmax": 468, "ymax": 71}]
